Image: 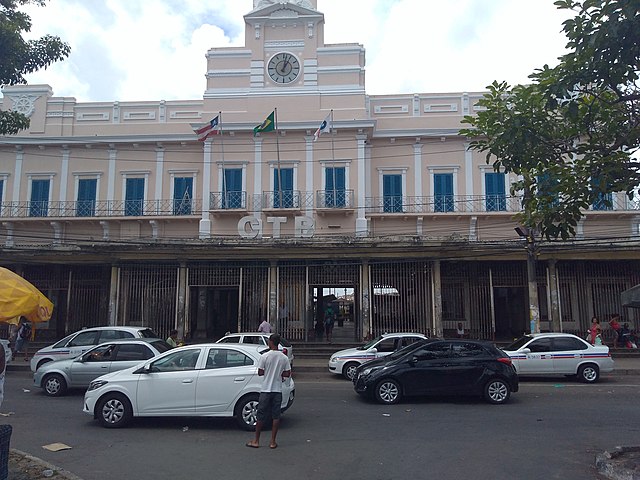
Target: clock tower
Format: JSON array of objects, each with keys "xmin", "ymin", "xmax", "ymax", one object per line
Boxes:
[{"xmin": 203, "ymin": 1, "xmax": 366, "ymax": 121}]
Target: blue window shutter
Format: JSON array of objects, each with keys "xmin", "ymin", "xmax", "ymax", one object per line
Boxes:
[
  {"xmin": 0, "ymin": 180, "xmax": 3, "ymax": 203},
  {"xmin": 30, "ymin": 179, "xmax": 50, "ymax": 217},
  {"xmin": 325, "ymin": 167, "xmax": 345, "ymax": 207},
  {"xmin": 125, "ymin": 178, "xmax": 144, "ymax": 216},
  {"xmin": 173, "ymin": 177, "xmax": 193, "ymax": 215},
  {"xmin": 77, "ymin": 179, "xmax": 97, "ymax": 217},
  {"xmin": 485, "ymin": 172, "xmax": 506, "ymax": 211},
  {"xmin": 224, "ymin": 169, "xmax": 243, "ymax": 208},
  {"xmin": 383, "ymin": 174, "xmax": 402, "ymax": 212},
  {"xmin": 434, "ymin": 173, "xmax": 453, "ymax": 212},
  {"xmin": 274, "ymin": 168, "xmax": 294, "ymax": 208}
]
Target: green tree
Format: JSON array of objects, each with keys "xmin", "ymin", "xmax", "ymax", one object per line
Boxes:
[
  {"xmin": 460, "ymin": 0, "xmax": 640, "ymax": 239},
  {"xmin": 0, "ymin": 0, "xmax": 70, "ymax": 135}
]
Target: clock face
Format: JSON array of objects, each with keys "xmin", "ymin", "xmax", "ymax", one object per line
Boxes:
[{"xmin": 267, "ymin": 52, "xmax": 300, "ymax": 84}]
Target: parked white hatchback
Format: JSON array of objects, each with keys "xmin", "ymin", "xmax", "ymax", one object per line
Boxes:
[
  {"xmin": 83, "ymin": 343, "xmax": 295, "ymax": 430},
  {"xmin": 329, "ymin": 332, "xmax": 427, "ymax": 380},
  {"xmin": 30, "ymin": 326, "xmax": 159, "ymax": 372},
  {"xmin": 502, "ymin": 332, "xmax": 615, "ymax": 383}
]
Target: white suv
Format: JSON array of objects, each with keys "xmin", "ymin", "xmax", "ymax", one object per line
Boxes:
[{"xmin": 30, "ymin": 326, "xmax": 159, "ymax": 372}]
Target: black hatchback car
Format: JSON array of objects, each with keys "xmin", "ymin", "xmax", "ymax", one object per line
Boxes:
[{"xmin": 353, "ymin": 338, "xmax": 518, "ymax": 405}]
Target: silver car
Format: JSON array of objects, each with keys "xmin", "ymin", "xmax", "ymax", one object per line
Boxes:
[{"xmin": 34, "ymin": 338, "xmax": 171, "ymax": 397}]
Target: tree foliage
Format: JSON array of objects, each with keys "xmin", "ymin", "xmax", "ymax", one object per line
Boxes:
[
  {"xmin": 460, "ymin": 0, "xmax": 640, "ymax": 239},
  {"xmin": 0, "ymin": 0, "xmax": 70, "ymax": 135}
]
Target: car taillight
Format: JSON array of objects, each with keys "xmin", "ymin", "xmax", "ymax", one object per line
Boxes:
[
  {"xmin": 282, "ymin": 348, "xmax": 288, "ymax": 356},
  {"xmin": 497, "ymin": 357, "xmax": 512, "ymax": 366}
]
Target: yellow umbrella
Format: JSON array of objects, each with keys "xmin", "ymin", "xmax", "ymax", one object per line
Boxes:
[{"xmin": 0, "ymin": 267, "xmax": 54, "ymax": 325}]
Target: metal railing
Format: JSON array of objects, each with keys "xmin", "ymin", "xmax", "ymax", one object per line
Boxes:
[
  {"xmin": 316, "ymin": 190, "xmax": 354, "ymax": 209},
  {"xmin": 209, "ymin": 191, "xmax": 248, "ymax": 210},
  {"xmin": 0, "ymin": 199, "xmax": 202, "ymax": 218},
  {"xmin": 2, "ymin": 193, "xmax": 638, "ymax": 219},
  {"xmin": 261, "ymin": 191, "xmax": 314, "ymax": 210}
]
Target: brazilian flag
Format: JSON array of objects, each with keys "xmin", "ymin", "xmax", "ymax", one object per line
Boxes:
[{"xmin": 253, "ymin": 111, "xmax": 275, "ymax": 136}]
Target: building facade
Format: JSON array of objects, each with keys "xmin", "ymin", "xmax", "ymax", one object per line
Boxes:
[{"xmin": 1, "ymin": 0, "xmax": 640, "ymax": 343}]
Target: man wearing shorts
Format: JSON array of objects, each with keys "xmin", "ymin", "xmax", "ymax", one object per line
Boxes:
[{"xmin": 246, "ymin": 333, "xmax": 291, "ymax": 449}]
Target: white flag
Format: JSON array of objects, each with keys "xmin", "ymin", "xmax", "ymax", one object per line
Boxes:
[{"xmin": 313, "ymin": 113, "xmax": 332, "ymax": 141}]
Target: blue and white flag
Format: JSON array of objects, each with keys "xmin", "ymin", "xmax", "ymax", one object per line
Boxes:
[{"xmin": 313, "ymin": 113, "xmax": 331, "ymax": 141}]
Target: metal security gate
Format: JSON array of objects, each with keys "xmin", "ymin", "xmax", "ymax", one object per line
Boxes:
[
  {"xmin": 188, "ymin": 263, "xmax": 269, "ymax": 338},
  {"xmin": 370, "ymin": 260, "xmax": 432, "ymax": 337},
  {"xmin": 557, "ymin": 260, "xmax": 640, "ymax": 339},
  {"xmin": 441, "ymin": 262, "xmax": 492, "ymax": 340},
  {"xmin": 118, "ymin": 265, "xmax": 178, "ymax": 340},
  {"xmin": 67, "ymin": 267, "xmax": 110, "ymax": 332}
]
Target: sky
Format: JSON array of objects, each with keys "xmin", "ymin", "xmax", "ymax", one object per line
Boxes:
[{"xmin": 17, "ymin": 0, "xmax": 573, "ymax": 103}]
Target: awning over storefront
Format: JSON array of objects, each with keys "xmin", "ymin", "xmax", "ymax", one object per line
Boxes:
[{"xmin": 621, "ymin": 284, "xmax": 640, "ymax": 308}]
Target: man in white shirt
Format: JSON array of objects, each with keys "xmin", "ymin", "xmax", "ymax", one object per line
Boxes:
[{"xmin": 246, "ymin": 333, "xmax": 291, "ymax": 449}]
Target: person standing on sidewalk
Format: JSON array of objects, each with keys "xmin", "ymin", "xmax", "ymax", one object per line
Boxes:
[
  {"xmin": 0, "ymin": 341, "xmax": 5, "ymax": 409},
  {"xmin": 257, "ymin": 319, "xmax": 271, "ymax": 334},
  {"xmin": 246, "ymin": 333, "xmax": 291, "ymax": 449}
]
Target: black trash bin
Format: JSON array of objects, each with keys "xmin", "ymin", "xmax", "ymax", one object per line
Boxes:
[{"xmin": 0, "ymin": 424, "xmax": 12, "ymax": 480}]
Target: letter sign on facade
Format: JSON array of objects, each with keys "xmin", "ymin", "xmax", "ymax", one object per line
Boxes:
[{"xmin": 238, "ymin": 216, "xmax": 263, "ymax": 239}]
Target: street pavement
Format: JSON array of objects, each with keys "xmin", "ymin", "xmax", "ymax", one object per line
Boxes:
[{"xmin": 1, "ymin": 366, "xmax": 640, "ymax": 480}]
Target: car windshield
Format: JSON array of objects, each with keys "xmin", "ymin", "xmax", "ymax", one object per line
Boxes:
[
  {"xmin": 503, "ymin": 335, "xmax": 533, "ymax": 351},
  {"xmin": 388, "ymin": 339, "xmax": 432, "ymax": 360},
  {"xmin": 357, "ymin": 335, "xmax": 384, "ymax": 350},
  {"xmin": 52, "ymin": 333, "xmax": 75, "ymax": 348},
  {"xmin": 151, "ymin": 340, "xmax": 172, "ymax": 353},
  {"xmin": 139, "ymin": 328, "xmax": 159, "ymax": 338}
]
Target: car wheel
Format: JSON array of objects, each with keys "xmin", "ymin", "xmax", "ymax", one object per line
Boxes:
[
  {"xmin": 484, "ymin": 378, "xmax": 511, "ymax": 404},
  {"xmin": 578, "ymin": 363, "xmax": 599, "ymax": 383},
  {"xmin": 235, "ymin": 394, "xmax": 260, "ymax": 431},
  {"xmin": 36, "ymin": 359, "xmax": 53, "ymax": 371},
  {"xmin": 97, "ymin": 393, "xmax": 133, "ymax": 428},
  {"xmin": 42, "ymin": 373, "xmax": 67, "ymax": 397},
  {"xmin": 343, "ymin": 362, "xmax": 359, "ymax": 381},
  {"xmin": 374, "ymin": 378, "xmax": 402, "ymax": 405}
]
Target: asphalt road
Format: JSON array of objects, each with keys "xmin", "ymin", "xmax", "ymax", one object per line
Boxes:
[{"xmin": 1, "ymin": 371, "xmax": 639, "ymax": 480}]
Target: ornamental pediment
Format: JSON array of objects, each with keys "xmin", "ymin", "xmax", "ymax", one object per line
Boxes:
[{"xmin": 246, "ymin": 0, "xmax": 320, "ymax": 19}]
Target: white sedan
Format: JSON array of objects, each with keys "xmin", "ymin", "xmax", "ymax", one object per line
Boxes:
[
  {"xmin": 329, "ymin": 332, "xmax": 427, "ymax": 380},
  {"xmin": 502, "ymin": 332, "xmax": 615, "ymax": 383},
  {"xmin": 83, "ymin": 343, "xmax": 294, "ymax": 430}
]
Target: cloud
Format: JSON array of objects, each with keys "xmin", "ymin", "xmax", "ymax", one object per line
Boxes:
[{"xmin": 15, "ymin": 0, "xmax": 571, "ymax": 102}]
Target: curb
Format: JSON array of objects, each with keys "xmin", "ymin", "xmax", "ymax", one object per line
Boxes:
[
  {"xmin": 10, "ymin": 449, "xmax": 84, "ymax": 480},
  {"xmin": 595, "ymin": 446, "xmax": 640, "ymax": 480}
]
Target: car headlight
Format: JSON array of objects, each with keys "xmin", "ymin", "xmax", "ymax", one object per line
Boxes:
[
  {"xmin": 330, "ymin": 357, "xmax": 337, "ymax": 363},
  {"xmin": 361, "ymin": 366, "xmax": 381, "ymax": 377},
  {"xmin": 87, "ymin": 380, "xmax": 108, "ymax": 391}
]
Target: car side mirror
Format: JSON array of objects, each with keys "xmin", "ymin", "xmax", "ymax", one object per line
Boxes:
[
  {"xmin": 520, "ymin": 348, "xmax": 531, "ymax": 354},
  {"xmin": 369, "ymin": 347, "xmax": 378, "ymax": 354},
  {"xmin": 409, "ymin": 356, "xmax": 419, "ymax": 365},
  {"xmin": 134, "ymin": 364, "xmax": 152, "ymax": 374}
]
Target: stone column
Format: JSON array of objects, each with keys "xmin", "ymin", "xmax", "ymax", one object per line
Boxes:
[
  {"xmin": 199, "ymin": 140, "xmax": 212, "ymax": 238},
  {"xmin": 432, "ymin": 260, "xmax": 443, "ymax": 337},
  {"xmin": 108, "ymin": 266, "xmax": 119, "ymax": 326},
  {"xmin": 548, "ymin": 259, "xmax": 561, "ymax": 332},
  {"xmin": 360, "ymin": 260, "xmax": 371, "ymax": 340},
  {"xmin": 355, "ymin": 134, "xmax": 368, "ymax": 236},
  {"xmin": 176, "ymin": 263, "xmax": 187, "ymax": 338}
]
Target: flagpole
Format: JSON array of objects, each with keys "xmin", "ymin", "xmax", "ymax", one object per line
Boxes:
[
  {"xmin": 330, "ymin": 109, "xmax": 336, "ymax": 207},
  {"xmin": 275, "ymin": 108, "xmax": 282, "ymax": 208},
  {"xmin": 218, "ymin": 111, "xmax": 227, "ymax": 208}
]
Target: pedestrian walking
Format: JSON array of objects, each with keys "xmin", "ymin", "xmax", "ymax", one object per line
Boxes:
[
  {"xmin": 609, "ymin": 313, "xmax": 621, "ymax": 348},
  {"xmin": 246, "ymin": 333, "xmax": 291, "ymax": 449},
  {"xmin": 14, "ymin": 319, "xmax": 31, "ymax": 355}
]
